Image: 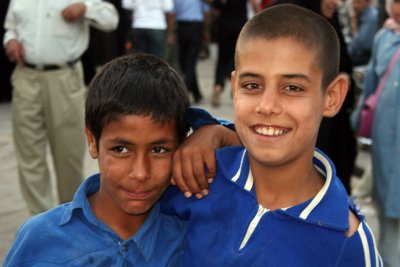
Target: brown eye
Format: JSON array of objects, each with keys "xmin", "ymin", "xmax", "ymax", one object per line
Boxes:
[
  {"xmin": 112, "ymin": 146, "xmax": 128, "ymax": 153},
  {"xmin": 152, "ymin": 146, "xmax": 169, "ymax": 154},
  {"xmin": 243, "ymin": 83, "xmax": 259, "ymax": 90},
  {"xmin": 284, "ymin": 85, "xmax": 303, "ymax": 92}
]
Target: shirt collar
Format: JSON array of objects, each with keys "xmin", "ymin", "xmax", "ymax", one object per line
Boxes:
[
  {"xmin": 59, "ymin": 174, "xmax": 100, "ymax": 226},
  {"xmin": 221, "ymin": 147, "xmax": 349, "ymax": 231},
  {"xmin": 58, "ymin": 173, "xmax": 162, "ymax": 262}
]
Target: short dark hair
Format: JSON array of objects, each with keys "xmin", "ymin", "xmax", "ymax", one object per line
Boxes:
[
  {"xmin": 85, "ymin": 54, "xmax": 190, "ymax": 145},
  {"xmin": 236, "ymin": 4, "xmax": 340, "ymax": 88}
]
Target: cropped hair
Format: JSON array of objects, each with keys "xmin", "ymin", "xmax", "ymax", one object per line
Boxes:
[
  {"xmin": 85, "ymin": 54, "xmax": 190, "ymax": 145},
  {"xmin": 236, "ymin": 4, "xmax": 340, "ymax": 88}
]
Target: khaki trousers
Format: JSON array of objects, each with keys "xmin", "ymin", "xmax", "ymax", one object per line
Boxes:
[{"xmin": 11, "ymin": 62, "xmax": 86, "ymax": 214}]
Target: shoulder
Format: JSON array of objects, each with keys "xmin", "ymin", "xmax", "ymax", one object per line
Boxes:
[
  {"xmin": 4, "ymin": 205, "xmax": 70, "ymax": 265},
  {"xmin": 159, "ymin": 210, "xmax": 188, "ymax": 230},
  {"xmin": 216, "ymin": 146, "xmax": 246, "ymax": 176},
  {"xmin": 338, "ymin": 201, "xmax": 382, "ymax": 266},
  {"xmin": 17, "ymin": 204, "xmax": 67, "ymax": 237},
  {"xmin": 374, "ymin": 28, "xmax": 391, "ymax": 43}
]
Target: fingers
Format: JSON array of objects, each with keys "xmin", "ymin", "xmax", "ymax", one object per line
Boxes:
[
  {"xmin": 185, "ymin": 153, "xmax": 209, "ymax": 197},
  {"xmin": 172, "ymin": 147, "xmax": 211, "ymax": 199},
  {"xmin": 203, "ymin": 150, "xmax": 217, "ymax": 184},
  {"xmin": 172, "ymin": 150, "xmax": 194, "ymax": 198}
]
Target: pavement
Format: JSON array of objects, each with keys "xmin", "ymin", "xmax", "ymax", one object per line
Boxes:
[{"xmin": 0, "ymin": 45, "xmax": 379, "ymax": 264}]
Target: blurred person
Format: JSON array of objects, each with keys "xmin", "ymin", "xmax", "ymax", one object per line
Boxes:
[
  {"xmin": 3, "ymin": 0, "xmax": 118, "ymax": 214},
  {"xmin": 82, "ymin": 0, "xmax": 130, "ymax": 85},
  {"xmin": 122, "ymin": 0, "xmax": 174, "ymax": 59},
  {"xmin": 169, "ymin": 0, "xmax": 211, "ymax": 104},
  {"xmin": 211, "ymin": 0, "xmax": 260, "ymax": 107},
  {"xmin": 0, "ymin": 0, "xmax": 13, "ymax": 103},
  {"xmin": 353, "ymin": 0, "xmax": 400, "ymax": 265},
  {"xmin": 348, "ymin": 0, "xmax": 378, "ymax": 66}
]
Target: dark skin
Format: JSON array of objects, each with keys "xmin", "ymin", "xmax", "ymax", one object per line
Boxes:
[{"xmin": 171, "ymin": 124, "xmax": 241, "ymax": 198}]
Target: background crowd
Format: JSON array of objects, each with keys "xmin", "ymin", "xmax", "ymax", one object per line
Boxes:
[{"xmin": 1, "ymin": 0, "xmax": 399, "ymax": 266}]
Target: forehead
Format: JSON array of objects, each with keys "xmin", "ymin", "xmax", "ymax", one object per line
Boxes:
[
  {"xmin": 236, "ymin": 37, "xmax": 321, "ymax": 76},
  {"xmin": 102, "ymin": 115, "xmax": 178, "ymax": 141}
]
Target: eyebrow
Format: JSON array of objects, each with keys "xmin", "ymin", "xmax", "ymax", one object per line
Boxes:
[
  {"xmin": 281, "ymin": 74, "xmax": 312, "ymax": 83},
  {"xmin": 107, "ymin": 137, "xmax": 175, "ymax": 146},
  {"xmin": 238, "ymin": 72, "xmax": 312, "ymax": 83},
  {"xmin": 238, "ymin": 72, "xmax": 261, "ymax": 79}
]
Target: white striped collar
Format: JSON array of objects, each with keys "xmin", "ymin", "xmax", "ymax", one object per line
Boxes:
[{"xmin": 221, "ymin": 147, "xmax": 349, "ymax": 230}]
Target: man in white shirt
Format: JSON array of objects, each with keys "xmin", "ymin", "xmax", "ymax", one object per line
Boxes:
[
  {"xmin": 3, "ymin": 0, "xmax": 118, "ymax": 214},
  {"xmin": 123, "ymin": 0, "xmax": 173, "ymax": 59}
]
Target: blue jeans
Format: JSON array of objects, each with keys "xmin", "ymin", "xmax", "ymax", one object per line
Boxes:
[{"xmin": 132, "ymin": 28, "xmax": 166, "ymax": 59}]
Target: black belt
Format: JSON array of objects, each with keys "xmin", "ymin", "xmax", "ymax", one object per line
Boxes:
[{"xmin": 25, "ymin": 59, "xmax": 79, "ymax": 71}]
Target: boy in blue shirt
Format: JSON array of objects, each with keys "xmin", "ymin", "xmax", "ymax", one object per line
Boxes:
[
  {"xmin": 164, "ymin": 4, "xmax": 382, "ymax": 266},
  {"xmin": 4, "ymin": 54, "xmax": 191, "ymax": 266}
]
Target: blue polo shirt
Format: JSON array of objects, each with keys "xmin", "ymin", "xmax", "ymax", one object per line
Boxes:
[
  {"xmin": 162, "ymin": 147, "xmax": 382, "ymax": 266},
  {"xmin": 4, "ymin": 174, "xmax": 187, "ymax": 267},
  {"xmin": 172, "ymin": 0, "xmax": 210, "ymax": 21}
]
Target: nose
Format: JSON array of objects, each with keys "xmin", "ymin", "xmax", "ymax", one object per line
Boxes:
[
  {"xmin": 129, "ymin": 153, "xmax": 150, "ymax": 182},
  {"xmin": 255, "ymin": 88, "xmax": 283, "ymax": 116}
]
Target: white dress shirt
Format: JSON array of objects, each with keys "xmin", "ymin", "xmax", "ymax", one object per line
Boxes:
[
  {"xmin": 122, "ymin": 0, "xmax": 173, "ymax": 30},
  {"xmin": 3, "ymin": 0, "xmax": 119, "ymax": 65}
]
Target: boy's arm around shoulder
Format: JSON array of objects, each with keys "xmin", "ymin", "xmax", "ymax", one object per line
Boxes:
[{"xmin": 172, "ymin": 107, "xmax": 240, "ymax": 199}]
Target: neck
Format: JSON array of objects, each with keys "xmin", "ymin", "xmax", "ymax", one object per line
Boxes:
[
  {"xmin": 249, "ymin": 157, "xmax": 324, "ymax": 210},
  {"xmin": 89, "ymin": 191, "xmax": 148, "ymax": 240}
]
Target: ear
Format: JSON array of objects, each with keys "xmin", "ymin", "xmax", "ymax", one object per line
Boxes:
[
  {"xmin": 322, "ymin": 73, "xmax": 349, "ymax": 118},
  {"xmin": 85, "ymin": 128, "xmax": 98, "ymax": 159},
  {"xmin": 231, "ymin": 70, "xmax": 237, "ymax": 101}
]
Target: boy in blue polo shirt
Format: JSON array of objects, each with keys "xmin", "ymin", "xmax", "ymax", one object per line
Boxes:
[
  {"xmin": 164, "ymin": 4, "xmax": 382, "ymax": 266},
  {"xmin": 4, "ymin": 54, "xmax": 190, "ymax": 266}
]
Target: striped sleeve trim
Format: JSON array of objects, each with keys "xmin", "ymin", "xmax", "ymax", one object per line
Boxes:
[{"xmin": 358, "ymin": 222, "xmax": 383, "ymax": 267}]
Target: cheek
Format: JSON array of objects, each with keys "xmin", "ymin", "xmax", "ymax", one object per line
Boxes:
[
  {"xmin": 151, "ymin": 159, "xmax": 173, "ymax": 187},
  {"xmin": 98, "ymin": 156, "xmax": 127, "ymax": 179}
]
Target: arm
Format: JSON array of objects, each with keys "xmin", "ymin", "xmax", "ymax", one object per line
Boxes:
[
  {"xmin": 63, "ymin": 0, "xmax": 119, "ymax": 32},
  {"xmin": 166, "ymin": 12, "xmax": 175, "ymax": 46},
  {"xmin": 172, "ymin": 108, "xmax": 240, "ymax": 198},
  {"xmin": 202, "ymin": 4, "xmax": 211, "ymax": 45},
  {"xmin": 348, "ymin": 9, "xmax": 378, "ymax": 56},
  {"xmin": 3, "ymin": 0, "xmax": 25, "ymax": 65},
  {"xmin": 350, "ymin": 29, "xmax": 382, "ymax": 130},
  {"xmin": 250, "ymin": 0, "xmax": 262, "ymax": 14}
]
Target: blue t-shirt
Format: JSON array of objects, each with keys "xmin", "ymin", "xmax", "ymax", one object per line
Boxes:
[
  {"xmin": 162, "ymin": 147, "xmax": 382, "ymax": 267},
  {"xmin": 172, "ymin": 0, "xmax": 210, "ymax": 21},
  {"xmin": 4, "ymin": 174, "xmax": 187, "ymax": 267}
]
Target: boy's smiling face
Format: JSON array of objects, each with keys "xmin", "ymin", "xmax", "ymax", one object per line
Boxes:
[
  {"xmin": 232, "ymin": 37, "xmax": 344, "ymax": 169},
  {"xmin": 86, "ymin": 115, "xmax": 178, "ymax": 220}
]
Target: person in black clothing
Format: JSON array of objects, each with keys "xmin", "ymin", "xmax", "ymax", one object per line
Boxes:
[
  {"xmin": 210, "ymin": 0, "xmax": 260, "ymax": 107},
  {"xmin": 274, "ymin": 0, "xmax": 357, "ymax": 195},
  {"xmin": 0, "ymin": 0, "xmax": 14, "ymax": 102}
]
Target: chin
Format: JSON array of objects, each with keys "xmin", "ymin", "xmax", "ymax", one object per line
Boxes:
[{"xmin": 124, "ymin": 202, "xmax": 155, "ymax": 216}]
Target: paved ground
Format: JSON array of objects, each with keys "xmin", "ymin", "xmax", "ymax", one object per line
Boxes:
[{"xmin": 0, "ymin": 45, "xmax": 379, "ymax": 263}]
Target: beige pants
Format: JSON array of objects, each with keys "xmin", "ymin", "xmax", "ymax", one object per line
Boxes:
[{"xmin": 11, "ymin": 62, "xmax": 86, "ymax": 214}]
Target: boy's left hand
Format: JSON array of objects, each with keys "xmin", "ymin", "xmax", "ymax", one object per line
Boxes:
[{"xmin": 171, "ymin": 124, "xmax": 241, "ymax": 199}]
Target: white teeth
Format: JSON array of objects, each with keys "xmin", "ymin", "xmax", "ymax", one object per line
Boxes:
[{"xmin": 255, "ymin": 127, "xmax": 284, "ymax": 136}]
